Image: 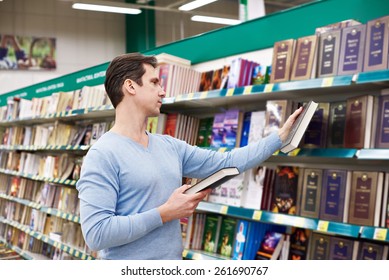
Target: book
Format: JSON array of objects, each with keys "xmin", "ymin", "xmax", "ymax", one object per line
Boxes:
[
  {"xmin": 348, "ymin": 171, "xmax": 384, "ymax": 227},
  {"xmin": 329, "ymin": 236, "xmax": 357, "ymax": 260},
  {"xmin": 308, "ymin": 232, "xmax": 331, "ymax": 260},
  {"xmin": 301, "ymin": 102, "xmax": 329, "ymax": 149},
  {"xmin": 317, "ymin": 29, "xmax": 342, "ymax": 77},
  {"xmin": 241, "ymin": 166, "xmax": 266, "ymax": 210},
  {"xmin": 184, "ymin": 167, "xmax": 240, "ymax": 195},
  {"xmin": 327, "ymin": 101, "xmax": 347, "ymax": 148},
  {"xmin": 201, "ymin": 214, "xmax": 222, "ymax": 253},
  {"xmin": 288, "ymin": 227, "xmax": 311, "ymax": 260},
  {"xmin": 255, "ymin": 231, "xmax": 285, "ymax": 260},
  {"xmin": 299, "ymin": 168, "xmax": 323, "ymax": 219},
  {"xmin": 280, "ymin": 100, "xmax": 318, "ymax": 153},
  {"xmin": 269, "ymin": 39, "xmax": 296, "ymax": 83},
  {"xmin": 217, "ymin": 217, "xmax": 237, "ymax": 257},
  {"xmin": 357, "ymin": 241, "xmax": 389, "ymax": 260},
  {"xmin": 374, "ymin": 94, "xmax": 389, "ymax": 148},
  {"xmin": 210, "ymin": 113, "xmax": 226, "ymax": 148},
  {"xmin": 290, "ymin": 35, "xmax": 319, "ymax": 81},
  {"xmin": 363, "ymin": 15, "xmax": 389, "ymax": 72},
  {"xmin": 271, "ymin": 166, "xmax": 299, "ymax": 215},
  {"xmin": 338, "ymin": 24, "xmax": 366, "ymax": 75},
  {"xmin": 319, "ymin": 169, "xmax": 351, "ymax": 223},
  {"xmin": 264, "ymin": 99, "xmax": 293, "ymax": 138},
  {"xmin": 344, "ymin": 95, "xmax": 375, "ymax": 149}
]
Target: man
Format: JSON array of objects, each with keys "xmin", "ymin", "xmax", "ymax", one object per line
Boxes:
[{"xmin": 76, "ymin": 52, "xmax": 302, "ymax": 260}]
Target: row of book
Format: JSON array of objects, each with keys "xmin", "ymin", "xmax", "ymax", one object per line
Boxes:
[
  {"xmin": 1, "ymin": 85, "xmax": 110, "ymax": 121},
  {"xmin": 1, "ymin": 120, "xmax": 114, "ymax": 148},
  {"xmin": 269, "ymin": 15, "xmax": 389, "ymax": 83},
  {"xmin": 181, "ymin": 212, "xmax": 389, "ymax": 260},
  {"xmin": 206, "ymin": 165, "xmax": 389, "ymax": 228},
  {"xmin": 0, "ymin": 151, "xmax": 83, "ymax": 181},
  {"xmin": 0, "ymin": 240, "xmax": 23, "ymax": 260}
]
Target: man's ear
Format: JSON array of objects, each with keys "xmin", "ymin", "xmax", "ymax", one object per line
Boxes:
[{"xmin": 124, "ymin": 79, "xmax": 136, "ymax": 95}]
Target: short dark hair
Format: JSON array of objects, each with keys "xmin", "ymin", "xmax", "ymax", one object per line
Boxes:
[{"xmin": 104, "ymin": 52, "xmax": 158, "ymax": 108}]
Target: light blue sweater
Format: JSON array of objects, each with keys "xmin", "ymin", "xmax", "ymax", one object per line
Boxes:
[{"xmin": 76, "ymin": 130, "xmax": 281, "ymax": 259}]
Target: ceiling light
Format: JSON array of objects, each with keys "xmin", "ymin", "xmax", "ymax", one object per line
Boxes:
[
  {"xmin": 72, "ymin": 2, "xmax": 142, "ymax": 15},
  {"xmin": 179, "ymin": 0, "xmax": 218, "ymax": 11},
  {"xmin": 191, "ymin": 15, "xmax": 241, "ymax": 25}
]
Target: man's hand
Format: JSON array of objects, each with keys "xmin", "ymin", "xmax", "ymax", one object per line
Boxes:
[
  {"xmin": 158, "ymin": 185, "xmax": 212, "ymax": 223},
  {"xmin": 278, "ymin": 106, "xmax": 303, "ymax": 142}
]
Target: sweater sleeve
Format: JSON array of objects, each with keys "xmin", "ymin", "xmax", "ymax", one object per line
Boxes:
[
  {"xmin": 76, "ymin": 148, "xmax": 163, "ymax": 251},
  {"xmin": 180, "ymin": 131, "xmax": 282, "ymax": 179}
]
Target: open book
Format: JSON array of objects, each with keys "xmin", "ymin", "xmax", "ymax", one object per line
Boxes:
[
  {"xmin": 280, "ymin": 100, "xmax": 318, "ymax": 153},
  {"xmin": 184, "ymin": 167, "xmax": 240, "ymax": 195}
]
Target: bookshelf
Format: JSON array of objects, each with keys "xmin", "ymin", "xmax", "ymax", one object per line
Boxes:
[{"xmin": 1, "ymin": 0, "xmax": 389, "ymax": 261}]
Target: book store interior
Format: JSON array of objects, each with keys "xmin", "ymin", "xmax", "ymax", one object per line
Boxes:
[{"xmin": 1, "ymin": 0, "xmax": 389, "ymax": 263}]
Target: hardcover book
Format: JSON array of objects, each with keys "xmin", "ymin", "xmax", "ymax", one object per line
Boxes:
[
  {"xmin": 344, "ymin": 95, "xmax": 375, "ymax": 149},
  {"xmin": 196, "ymin": 117, "xmax": 214, "ymax": 147},
  {"xmin": 290, "ymin": 35, "xmax": 319, "ymax": 81},
  {"xmin": 269, "ymin": 39, "xmax": 296, "ymax": 83},
  {"xmin": 184, "ymin": 167, "xmax": 240, "ymax": 195},
  {"xmin": 363, "ymin": 15, "xmax": 389, "ymax": 72},
  {"xmin": 210, "ymin": 113, "xmax": 226, "ymax": 148},
  {"xmin": 255, "ymin": 231, "xmax": 285, "ymax": 260},
  {"xmin": 271, "ymin": 166, "xmax": 299, "ymax": 215},
  {"xmin": 223, "ymin": 109, "xmax": 243, "ymax": 148},
  {"xmin": 338, "ymin": 24, "xmax": 366, "ymax": 75},
  {"xmin": 357, "ymin": 241, "xmax": 389, "ymax": 260},
  {"xmin": 264, "ymin": 100, "xmax": 292, "ymax": 138},
  {"xmin": 247, "ymin": 110, "xmax": 266, "ymax": 145},
  {"xmin": 232, "ymin": 219, "xmax": 249, "ymax": 260},
  {"xmin": 241, "ymin": 166, "xmax": 267, "ymax": 210},
  {"xmin": 317, "ymin": 29, "xmax": 342, "ymax": 78},
  {"xmin": 308, "ymin": 232, "xmax": 331, "ymax": 260},
  {"xmin": 302, "ymin": 102, "xmax": 329, "ymax": 149},
  {"xmin": 217, "ymin": 217, "xmax": 237, "ymax": 257},
  {"xmin": 348, "ymin": 171, "xmax": 384, "ymax": 226},
  {"xmin": 327, "ymin": 101, "xmax": 347, "ymax": 148},
  {"xmin": 239, "ymin": 111, "xmax": 251, "ymax": 147},
  {"xmin": 319, "ymin": 169, "xmax": 351, "ymax": 223},
  {"xmin": 281, "ymin": 100, "xmax": 318, "ymax": 153},
  {"xmin": 375, "ymin": 95, "xmax": 389, "ymax": 148},
  {"xmin": 288, "ymin": 227, "xmax": 311, "ymax": 260},
  {"xmin": 299, "ymin": 168, "xmax": 323, "ymax": 219},
  {"xmin": 201, "ymin": 214, "xmax": 222, "ymax": 253},
  {"xmin": 329, "ymin": 236, "xmax": 356, "ymax": 260}
]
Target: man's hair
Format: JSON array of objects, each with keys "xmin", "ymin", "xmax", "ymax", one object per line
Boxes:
[{"xmin": 104, "ymin": 52, "xmax": 158, "ymax": 108}]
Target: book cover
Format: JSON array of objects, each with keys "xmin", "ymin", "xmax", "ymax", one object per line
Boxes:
[
  {"xmin": 348, "ymin": 171, "xmax": 384, "ymax": 226},
  {"xmin": 290, "ymin": 35, "xmax": 319, "ymax": 81},
  {"xmin": 317, "ymin": 29, "xmax": 342, "ymax": 77},
  {"xmin": 196, "ymin": 117, "xmax": 214, "ymax": 147},
  {"xmin": 241, "ymin": 166, "xmax": 266, "ymax": 210},
  {"xmin": 264, "ymin": 100, "xmax": 292, "ymax": 138},
  {"xmin": 223, "ymin": 109, "xmax": 242, "ymax": 149},
  {"xmin": 327, "ymin": 101, "xmax": 347, "ymax": 148},
  {"xmin": 232, "ymin": 219, "xmax": 249, "ymax": 260},
  {"xmin": 363, "ymin": 15, "xmax": 389, "ymax": 72},
  {"xmin": 329, "ymin": 236, "xmax": 355, "ymax": 260},
  {"xmin": 271, "ymin": 166, "xmax": 299, "ymax": 215},
  {"xmin": 300, "ymin": 168, "xmax": 323, "ymax": 219},
  {"xmin": 210, "ymin": 113, "xmax": 226, "ymax": 148},
  {"xmin": 375, "ymin": 95, "xmax": 389, "ymax": 148},
  {"xmin": 217, "ymin": 217, "xmax": 237, "ymax": 257},
  {"xmin": 202, "ymin": 214, "xmax": 222, "ymax": 253},
  {"xmin": 184, "ymin": 167, "xmax": 240, "ymax": 195},
  {"xmin": 308, "ymin": 232, "xmax": 331, "ymax": 260},
  {"xmin": 319, "ymin": 169, "xmax": 351, "ymax": 223},
  {"xmin": 239, "ymin": 111, "xmax": 251, "ymax": 147},
  {"xmin": 288, "ymin": 227, "xmax": 311, "ymax": 260},
  {"xmin": 270, "ymin": 39, "xmax": 296, "ymax": 83},
  {"xmin": 302, "ymin": 102, "xmax": 329, "ymax": 149},
  {"xmin": 247, "ymin": 110, "xmax": 266, "ymax": 145},
  {"xmin": 344, "ymin": 95, "xmax": 375, "ymax": 149},
  {"xmin": 281, "ymin": 100, "xmax": 319, "ymax": 153},
  {"xmin": 338, "ymin": 24, "xmax": 366, "ymax": 75},
  {"xmin": 255, "ymin": 231, "xmax": 285, "ymax": 260},
  {"xmin": 357, "ymin": 241, "xmax": 389, "ymax": 260}
]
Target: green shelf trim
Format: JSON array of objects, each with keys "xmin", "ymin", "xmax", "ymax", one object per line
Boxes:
[
  {"xmin": 0, "ymin": 237, "xmax": 32, "ymax": 260},
  {"xmin": 0, "ymin": 193, "xmax": 42, "ymax": 209},
  {"xmin": 297, "ymin": 148, "xmax": 357, "ymax": 158},
  {"xmin": 356, "ymin": 69, "xmax": 389, "ymax": 84},
  {"xmin": 41, "ymin": 207, "xmax": 80, "ymax": 223},
  {"xmin": 0, "ymin": 144, "xmax": 90, "ymax": 152},
  {"xmin": 360, "ymin": 226, "xmax": 389, "ymax": 242},
  {"xmin": 356, "ymin": 149, "xmax": 389, "ymax": 160}
]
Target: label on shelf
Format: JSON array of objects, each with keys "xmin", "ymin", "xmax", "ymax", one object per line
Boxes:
[
  {"xmin": 373, "ymin": 228, "xmax": 387, "ymax": 241},
  {"xmin": 226, "ymin": 88, "xmax": 234, "ymax": 96},
  {"xmin": 252, "ymin": 210, "xmax": 262, "ymax": 221},
  {"xmin": 187, "ymin": 92, "xmax": 194, "ymax": 100},
  {"xmin": 243, "ymin": 86, "xmax": 252, "ymax": 95},
  {"xmin": 264, "ymin": 83, "xmax": 274, "ymax": 92},
  {"xmin": 220, "ymin": 205, "xmax": 228, "ymax": 215},
  {"xmin": 200, "ymin": 91, "xmax": 208, "ymax": 99},
  {"xmin": 182, "ymin": 249, "xmax": 188, "ymax": 258},
  {"xmin": 321, "ymin": 77, "xmax": 334, "ymax": 87},
  {"xmin": 317, "ymin": 220, "xmax": 329, "ymax": 232}
]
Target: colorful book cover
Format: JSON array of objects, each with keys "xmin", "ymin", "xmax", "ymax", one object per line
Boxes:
[
  {"xmin": 202, "ymin": 214, "xmax": 222, "ymax": 253},
  {"xmin": 271, "ymin": 166, "xmax": 299, "ymax": 215},
  {"xmin": 210, "ymin": 113, "xmax": 226, "ymax": 148},
  {"xmin": 196, "ymin": 117, "xmax": 214, "ymax": 147},
  {"xmin": 232, "ymin": 219, "xmax": 249, "ymax": 260},
  {"xmin": 288, "ymin": 227, "xmax": 311, "ymax": 260},
  {"xmin": 255, "ymin": 231, "xmax": 284, "ymax": 260},
  {"xmin": 217, "ymin": 217, "xmax": 237, "ymax": 257},
  {"xmin": 223, "ymin": 109, "xmax": 241, "ymax": 148},
  {"xmin": 239, "ymin": 111, "xmax": 251, "ymax": 147}
]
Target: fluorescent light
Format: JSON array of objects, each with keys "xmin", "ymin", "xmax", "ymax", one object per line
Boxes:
[
  {"xmin": 179, "ymin": 0, "xmax": 218, "ymax": 11},
  {"xmin": 191, "ymin": 15, "xmax": 241, "ymax": 25},
  {"xmin": 72, "ymin": 3, "xmax": 142, "ymax": 15}
]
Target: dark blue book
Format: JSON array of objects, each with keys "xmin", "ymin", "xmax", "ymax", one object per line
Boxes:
[
  {"xmin": 375, "ymin": 95, "xmax": 389, "ymax": 148},
  {"xmin": 309, "ymin": 232, "xmax": 331, "ymax": 260},
  {"xmin": 357, "ymin": 241, "xmax": 389, "ymax": 260},
  {"xmin": 302, "ymin": 102, "xmax": 329, "ymax": 148},
  {"xmin": 239, "ymin": 111, "xmax": 251, "ymax": 147},
  {"xmin": 329, "ymin": 236, "xmax": 355, "ymax": 260},
  {"xmin": 319, "ymin": 169, "xmax": 351, "ymax": 223}
]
